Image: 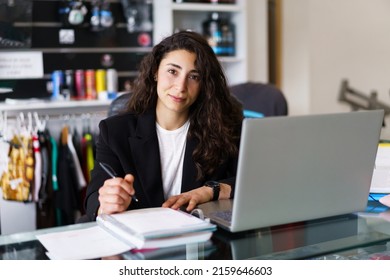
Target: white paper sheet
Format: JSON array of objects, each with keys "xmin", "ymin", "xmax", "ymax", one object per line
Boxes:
[
  {"xmin": 0, "ymin": 51, "xmax": 43, "ymax": 79},
  {"xmin": 36, "ymin": 225, "xmax": 133, "ymax": 260},
  {"xmin": 370, "ymin": 145, "xmax": 390, "ymax": 193}
]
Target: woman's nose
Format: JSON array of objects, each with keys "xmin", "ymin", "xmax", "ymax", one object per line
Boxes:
[{"xmin": 175, "ymin": 76, "xmax": 187, "ymax": 92}]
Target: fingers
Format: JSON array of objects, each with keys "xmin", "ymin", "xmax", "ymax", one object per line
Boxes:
[
  {"xmin": 124, "ymin": 174, "xmax": 135, "ymax": 196},
  {"xmin": 98, "ymin": 175, "xmax": 135, "ymax": 215},
  {"xmin": 163, "ymin": 186, "xmax": 219, "ymax": 212},
  {"xmin": 162, "ymin": 194, "xmax": 191, "ymax": 210},
  {"xmin": 98, "ymin": 187, "xmax": 131, "ymax": 214},
  {"xmin": 186, "ymin": 199, "xmax": 198, "ymax": 212},
  {"xmin": 100, "ymin": 178, "xmax": 132, "ymax": 201},
  {"xmin": 162, "ymin": 192, "xmax": 201, "ymax": 212}
]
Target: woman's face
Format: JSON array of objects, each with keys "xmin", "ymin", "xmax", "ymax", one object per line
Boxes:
[{"xmin": 155, "ymin": 49, "xmax": 201, "ymax": 117}]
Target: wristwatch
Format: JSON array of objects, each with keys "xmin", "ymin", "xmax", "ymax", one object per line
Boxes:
[{"xmin": 205, "ymin": 181, "xmax": 220, "ymax": 201}]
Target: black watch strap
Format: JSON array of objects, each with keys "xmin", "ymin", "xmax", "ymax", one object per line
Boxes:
[{"xmin": 205, "ymin": 181, "xmax": 220, "ymax": 201}]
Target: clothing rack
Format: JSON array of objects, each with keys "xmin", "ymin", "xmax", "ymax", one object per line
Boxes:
[
  {"xmin": 1, "ymin": 111, "xmax": 105, "ymax": 140},
  {"xmin": 0, "ymin": 109, "xmax": 108, "ymax": 235}
]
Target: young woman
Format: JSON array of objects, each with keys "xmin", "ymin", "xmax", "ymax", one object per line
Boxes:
[{"xmin": 84, "ymin": 31, "xmax": 243, "ymax": 221}]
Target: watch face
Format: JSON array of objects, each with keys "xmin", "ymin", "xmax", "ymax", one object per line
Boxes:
[{"xmin": 206, "ymin": 181, "xmax": 219, "ymax": 187}]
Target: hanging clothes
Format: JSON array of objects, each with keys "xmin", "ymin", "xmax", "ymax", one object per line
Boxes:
[
  {"xmin": 0, "ymin": 141, "xmax": 9, "ymax": 182},
  {"xmin": 67, "ymin": 132, "xmax": 87, "ymax": 189},
  {"xmin": 67, "ymin": 131, "xmax": 87, "ymax": 215},
  {"xmin": 49, "ymin": 134, "xmax": 62, "ymax": 226},
  {"xmin": 72, "ymin": 127, "xmax": 83, "ymax": 168},
  {"xmin": 0, "ymin": 111, "xmax": 102, "ymax": 229},
  {"xmin": 85, "ymin": 133, "xmax": 95, "ymax": 182},
  {"xmin": 32, "ymin": 133, "xmax": 42, "ymax": 202},
  {"xmin": 0, "ymin": 134, "xmax": 34, "ymax": 201},
  {"xmin": 36, "ymin": 129, "xmax": 56, "ymax": 229},
  {"xmin": 55, "ymin": 125, "xmax": 82, "ymax": 225}
]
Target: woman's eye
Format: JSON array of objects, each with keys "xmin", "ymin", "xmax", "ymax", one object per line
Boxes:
[
  {"xmin": 168, "ymin": 69, "xmax": 177, "ymax": 75},
  {"xmin": 189, "ymin": 74, "xmax": 200, "ymax": 81}
]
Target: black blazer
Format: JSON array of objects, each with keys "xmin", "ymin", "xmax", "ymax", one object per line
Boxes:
[{"xmin": 84, "ymin": 110, "xmax": 239, "ymax": 221}]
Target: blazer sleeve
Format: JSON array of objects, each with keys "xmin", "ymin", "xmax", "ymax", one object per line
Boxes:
[
  {"xmin": 218, "ymin": 125, "xmax": 241, "ymax": 198},
  {"xmin": 216, "ymin": 154, "xmax": 238, "ymax": 198},
  {"xmin": 84, "ymin": 119, "xmax": 123, "ymax": 221}
]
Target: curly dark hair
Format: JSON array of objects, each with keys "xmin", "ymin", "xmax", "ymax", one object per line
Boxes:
[{"xmin": 128, "ymin": 31, "xmax": 243, "ymax": 180}]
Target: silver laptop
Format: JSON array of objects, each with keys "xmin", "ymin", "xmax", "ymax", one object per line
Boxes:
[{"xmin": 198, "ymin": 110, "xmax": 384, "ymax": 232}]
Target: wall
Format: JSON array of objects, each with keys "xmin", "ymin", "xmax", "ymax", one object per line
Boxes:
[
  {"xmin": 282, "ymin": 0, "xmax": 390, "ymax": 136},
  {"xmin": 246, "ymin": 0, "xmax": 268, "ymax": 83}
]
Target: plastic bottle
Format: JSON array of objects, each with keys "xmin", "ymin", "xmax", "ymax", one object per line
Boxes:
[{"xmin": 202, "ymin": 12, "xmax": 222, "ymax": 55}]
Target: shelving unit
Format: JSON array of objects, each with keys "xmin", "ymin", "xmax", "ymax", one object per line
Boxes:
[
  {"xmin": 153, "ymin": 0, "xmax": 250, "ymax": 85},
  {"xmin": 1, "ymin": 0, "xmax": 267, "ymax": 108}
]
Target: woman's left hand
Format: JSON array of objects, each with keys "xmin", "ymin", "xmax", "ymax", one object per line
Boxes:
[
  {"xmin": 162, "ymin": 186, "xmax": 213, "ymax": 212},
  {"xmin": 162, "ymin": 183, "xmax": 232, "ymax": 212}
]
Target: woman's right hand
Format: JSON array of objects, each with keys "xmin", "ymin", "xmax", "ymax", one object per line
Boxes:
[{"xmin": 97, "ymin": 174, "xmax": 135, "ymax": 215}]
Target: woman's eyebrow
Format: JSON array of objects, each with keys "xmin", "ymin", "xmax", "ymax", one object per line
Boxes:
[
  {"xmin": 166, "ymin": 62, "xmax": 182, "ymax": 69},
  {"xmin": 166, "ymin": 63, "xmax": 199, "ymax": 74},
  {"xmin": 189, "ymin": 69, "xmax": 200, "ymax": 75}
]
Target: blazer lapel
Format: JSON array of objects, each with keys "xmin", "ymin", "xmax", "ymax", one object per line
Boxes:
[
  {"xmin": 128, "ymin": 112, "xmax": 165, "ymax": 207},
  {"xmin": 181, "ymin": 136, "xmax": 200, "ymax": 192}
]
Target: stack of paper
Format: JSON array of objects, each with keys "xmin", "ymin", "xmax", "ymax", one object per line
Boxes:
[
  {"xmin": 97, "ymin": 207, "xmax": 216, "ymax": 249},
  {"xmin": 37, "ymin": 207, "xmax": 216, "ymax": 260}
]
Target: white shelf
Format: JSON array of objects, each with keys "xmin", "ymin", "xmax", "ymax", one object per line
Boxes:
[
  {"xmin": 172, "ymin": 3, "xmax": 242, "ymax": 12},
  {"xmin": 0, "ymin": 99, "xmax": 111, "ymax": 117},
  {"xmin": 218, "ymin": 56, "xmax": 243, "ymax": 63}
]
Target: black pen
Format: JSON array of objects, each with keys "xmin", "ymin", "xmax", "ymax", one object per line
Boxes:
[{"xmin": 98, "ymin": 161, "xmax": 139, "ymax": 203}]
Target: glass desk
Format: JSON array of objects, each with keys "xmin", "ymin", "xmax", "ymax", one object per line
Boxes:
[{"xmin": 1, "ymin": 200, "xmax": 390, "ymax": 260}]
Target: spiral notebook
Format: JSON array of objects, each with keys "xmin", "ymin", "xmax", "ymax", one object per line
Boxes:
[{"xmin": 198, "ymin": 110, "xmax": 384, "ymax": 232}]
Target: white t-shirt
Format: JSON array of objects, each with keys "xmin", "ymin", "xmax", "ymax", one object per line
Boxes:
[{"xmin": 156, "ymin": 120, "xmax": 190, "ymax": 199}]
